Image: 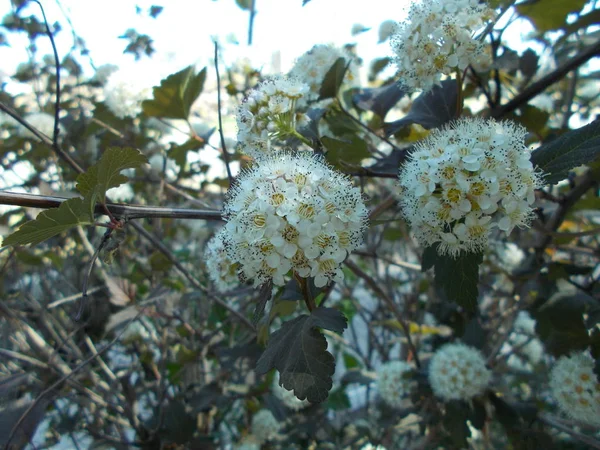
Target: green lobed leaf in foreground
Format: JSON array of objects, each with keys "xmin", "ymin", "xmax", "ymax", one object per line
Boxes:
[
  {"xmin": 2, "ymin": 197, "xmax": 94, "ymax": 247},
  {"xmin": 531, "ymin": 119, "xmax": 600, "ymax": 184},
  {"xmin": 422, "ymin": 245, "xmax": 482, "ymax": 314},
  {"xmin": 318, "ymin": 57, "xmax": 347, "ymax": 101},
  {"xmin": 255, "ymin": 307, "xmax": 347, "ymax": 403},
  {"xmin": 76, "ymin": 147, "xmax": 148, "ymax": 204},
  {"xmin": 142, "ymin": 65, "xmax": 207, "ymax": 120}
]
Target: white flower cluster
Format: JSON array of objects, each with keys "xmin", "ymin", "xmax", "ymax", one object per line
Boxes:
[
  {"xmin": 549, "ymin": 351, "xmax": 600, "ymax": 426},
  {"xmin": 390, "ymin": 0, "xmax": 496, "ymax": 92},
  {"xmin": 204, "ymin": 228, "xmax": 239, "ymax": 292},
  {"xmin": 273, "ymin": 379, "xmax": 310, "ymax": 410},
  {"xmin": 376, "ymin": 361, "xmax": 414, "ymax": 408},
  {"xmin": 20, "ymin": 112, "xmax": 64, "ymax": 140},
  {"xmin": 290, "ymin": 44, "xmax": 359, "ymax": 104},
  {"xmin": 429, "ymin": 342, "xmax": 491, "ymax": 401},
  {"xmin": 236, "ymin": 76, "xmax": 310, "ymax": 159},
  {"xmin": 503, "ymin": 311, "xmax": 544, "ymax": 370},
  {"xmin": 223, "ymin": 153, "xmax": 367, "ymax": 287},
  {"xmin": 398, "ymin": 118, "xmax": 542, "ymax": 258},
  {"xmin": 104, "ymin": 72, "xmax": 151, "ymax": 119},
  {"xmin": 251, "ymin": 409, "xmax": 280, "ymax": 443}
]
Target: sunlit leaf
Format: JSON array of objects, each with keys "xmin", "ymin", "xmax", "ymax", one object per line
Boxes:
[{"xmin": 516, "ymin": 0, "xmax": 586, "ymax": 33}]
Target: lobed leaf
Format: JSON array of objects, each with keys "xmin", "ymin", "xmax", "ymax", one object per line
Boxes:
[
  {"xmin": 2, "ymin": 197, "xmax": 94, "ymax": 247},
  {"xmin": 142, "ymin": 66, "xmax": 207, "ymax": 120},
  {"xmin": 76, "ymin": 147, "xmax": 148, "ymax": 204},
  {"xmin": 384, "ymin": 79, "xmax": 459, "ymax": 136},
  {"xmin": 255, "ymin": 307, "xmax": 347, "ymax": 403}
]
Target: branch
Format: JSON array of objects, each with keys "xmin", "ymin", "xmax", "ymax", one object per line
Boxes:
[
  {"xmin": 0, "ymin": 191, "xmax": 223, "ymax": 221},
  {"xmin": 491, "ymin": 39, "xmax": 600, "ymax": 118},
  {"xmin": 539, "ymin": 414, "xmax": 600, "ymax": 449}
]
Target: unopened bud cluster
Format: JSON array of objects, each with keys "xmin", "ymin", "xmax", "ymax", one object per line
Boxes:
[
  {"xmin": 204, "ymin": 228, "xmax": 239, "ymax": 292},
  {"xmin": 223, "ymin": 153, "xmax": 367, "ymax": 287},
  {"xmin": 429, "ymin": 342, "xmax": 491, "ymax": 401},
  {"xmin": 398, "ymin": 118, "xmax": 542, "ymax": 258},
  {"xmin": 390, "ymin": 0, "xmax": 496, "ymax": 92},
  {"xmin": 236, "ymin": 76, "xmax": 310, "ymax": 159},
  {"xmin": 377, "ymin": 361, "xmax": 414, "ymax": 408},
  {"xmin": 549, "ymin": 351, "xmax": 600, "ymax": 426}
]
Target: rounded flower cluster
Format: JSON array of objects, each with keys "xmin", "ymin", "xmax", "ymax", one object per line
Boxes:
[
  {"xmin": 251, "ymin": 409, "xmax": 280, "ymax": 443},
  {"xmin": 236, "ymin": 76, "xmax": 310, "ymax": 160},
  {"xmin": 224, "ymin": 153, "xmax": 368, "ymax": 287},
  {"xmin": 429, "ymin": 343, "xmax": 491, "ymax": 401},
  {"xmin": 549, "ymin": 351, "xmax": 600, "ymax": 426},
  {"xmin": 273, "ymin": 379, "xmax": 310, "ymax": 410},
  {"xmin": 204, "ymin": 228, "xmax": 239, "ymax": 292},
  {"xmin": 398, "ymin": 118, "xmax": 542, "ymax": 258},
  {"xmin": 390, "ymin": 0, "xmax": 496, "ymax": 92},
  {"xmin": 290, "ymin": 44, "xmax": 359, "ymax": 104},
  {"xmin": 104, "ymin": 72, "xmax": 151, "ymax": 119},
  {"xmin": 376, "ymin": 361, "xmax": 414, "ymax": 408}
]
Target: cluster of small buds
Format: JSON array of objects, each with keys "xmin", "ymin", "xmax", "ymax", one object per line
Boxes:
[
  {"xmin": 104, "ymin": 72, "xmax": 151, "ymax": 119},
  {"xmin": 236, "ymin": 75, "xmax": 310, "ymax": 159},
  {"xmin": 549, "ymin": 351, "xmax": 600, "ymax": 426},
  {"xmin": 398, "ymin": 117, "xmax": 543, "ymax": 258},
  {"xmin": 429, "ymin": 342, "xmax": 491, "ymax": 401},
  {"xmin": 290, "ymin": 44, "xmax": 360, "ymax": 104},
  {"xmin": 204, "ymin": 228, "xmax": 240, "ymax": 292},
  {"xmin": 223, "ymin": 152, "xmax": 368, "ymax": 288},
  {"xmin": 251, "ymin": 409, "xmax": 281, "ymax": 443},
  {"xmin": 273, "ymin": 379, "xmax": 310, "ymax": 410},
  {"xmin": 376, "ymin": 361, "xmax": 414, "ymax": 408},
  {"xmin": 390, "ymin": 0, "xmax": 496, "ymax": 92}
]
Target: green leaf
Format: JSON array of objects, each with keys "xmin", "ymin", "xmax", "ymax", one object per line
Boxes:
[
  {"xmin": 142, "ymin": 66, "xmax": 207, "ymax": 120},
  {"xmin": 319, "ymin": 57, "xmax": 347, "ymax": 100},
  {"xmin": 76, "ymin": 147, "xmax": 148, "ymax": 204},
  {"xmin": 531, "ymin": 119, "xmax": 600, "ymax": 184},
  {"xmin": 516, "ymin": 0, "xmax": 586, "ymax": 33},
  {"xmin": 322, "ymin": 135, "xmax": 370, "ymax": 169},
  {"xmin": 2, "ymin": 197, "xmax": 93, "ymax": 247},
  {"xmin": 442, "ymin": 401, "xmax": 471, "ymax": 448},
  {"xmin": 424, "ymin": 245, "xmax": 482, "ymax": 314},
  {"xmin": 325, "ymin": 387, "xmax": 351, "ymax": 410},
  {"xmin": 353, "ymin": 82, "xmax": 408, "ymax": 120},
  {"xmin": 384, "ymin": 79, "xmax": 459, "ymax": 136},
  {"xmin": 255, "ymin": 307, "xmax": 347, "ymax": 403}
]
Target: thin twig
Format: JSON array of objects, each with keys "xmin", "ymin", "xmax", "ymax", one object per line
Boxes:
[
  {"xmin": 539, "ymin": 414, "xmax": 600, "ymax": 449},
  {"xmin": 214, "ymin": 41, "xmax": 233, "ymax": 184},
  {"xmin": 248, "ymin": 0, "xmax": 256, "ymax": 45}
]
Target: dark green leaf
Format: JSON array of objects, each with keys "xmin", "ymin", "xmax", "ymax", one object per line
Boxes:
[
  {"xmin": 369, "ymin": 57, "xmax": 391, "ymax": 81},
  {"xmin": 341, "ymin": 370, "xmax": 373, "ymax": 385},
  {"xmin": 149, "ymin": 5, "xmax": 163, "ymax": 18},
  {"xmin": 462, "ymin": 318, "xmax": 486, "ymax": 350},
  {"xmin": 322, "ymin": 135, "xmax": 370, "ymax": 168},
  {"xmin": 343, "ymin": 352, "xmax": 360, "ymax": 369},
  {"xmin": 353, "ymin": 83, "xmax": 408, "ymax": 119},
  {"xmin": 236, "ymin": 0, "xmax": 252, "ymax": 10},
  {"xmin": 443, "ymin": 401, "xmax": 471, "ymax": 448},
  {"xmin": 319, "ymin": 57, "xmax": 347, "ymax": 100},
  {"xmin": 384, "ymin": 79, "xmax": 459, "ymax": 136},
  {"xmin": 255, "ymin": 307, "xmax": 347, "ymax": 403},
  {"xmin": 531, "ymin": 119, "xmax": 600, "ymax": 184},
  {"xmin": 430, "ymin": 246, "xmax": 483, "ymax": 314},
  {"xmin": 2, "ymin": 197, "xmax": 93, "ymax": 247},
  {"xmin": 142, "ymin": 66, "xmax": 207, "ymax": 120},
  {"xmin": 421, "ymin": 245, "xmax": 437, "ymax": 272},
  {"xmin": 325, "ymin": 387, "xmax": 351, "ymax": 410},
  {"xmin": 516, "ymin": 0, "xmax": 586, "ymax": 33},
  {"xmin": 519, "ymin": 49, "xmax": 539, "ymax": 79},
  {"xmin": 76, "ymin": 147, "xmax": 148, "ymax": 204}
]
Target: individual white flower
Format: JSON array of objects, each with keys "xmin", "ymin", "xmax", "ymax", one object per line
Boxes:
[
  {"xmin": 104, "ymin": 71, "xmax": 151, "ymax": 118},
  {"xmin": 549, "ymin": 351, "xmax": 600, "ymax": 426},
  {"xmin": 204, "ymin": 228, "xmax": 240, "ymax": 293},
  {"xmin": 376, "ymin": 361, "xmax": 414, "ymax": 408},
  {"xmin": 251, "ymin": 409, "xmax": 280, "ymax": 443},
  {"xmin": 429, "ymin": 342, "xmax": 491, "ymax": 401},
  {"xmin": 19, "ymin": 112, "xmax": 65, "ymax": 140},
  {"xmin": 273, "ymin": 378, "xmax": 310, "ymax": 410},
  {"xmin": 236, "ymin": 75, "xmax": 310, "ymax": 159},
  {"xmin": 494, "ymin": 242, "xmax": 525, "ymax": 272},
  {"xmin": 398, "ymin": 118, "xmax": 543, "ymax": 258},
  {"xmin": 235, "ymin": 435, "xmax": 261, "ymax": 450},
  {"xmin": 223, "ymin": 152, "xmax": 367, "ymax": 288},
  {"xmin": 390, "ymin": 0, "xmax": 496, "ymax": 92},
  {"xmin": 290, "ymin": 44, "xmax": 360, "ymax": 104}
]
